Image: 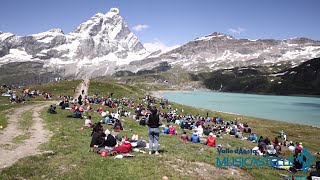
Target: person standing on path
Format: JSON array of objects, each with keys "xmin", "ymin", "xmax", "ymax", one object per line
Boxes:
[
  {"xmin": 78, "ymin": 94, "xmax": 82, "ymax": 106},
  {"xmin": 146, "ymin": 106, "xmax": 162, "ymax": 155}
]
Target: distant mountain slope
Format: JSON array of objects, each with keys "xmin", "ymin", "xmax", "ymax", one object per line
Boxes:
[
  {"xmin": 127, "ymin": 32, "xmax": 320, "ymax": 73},
  {"xmin": 197, "ymin": 57, "xmax": 320, "ymax": 95},
  {"xmin": 1, "ymin": 8, "xmax": 320, "ymax": 85}
]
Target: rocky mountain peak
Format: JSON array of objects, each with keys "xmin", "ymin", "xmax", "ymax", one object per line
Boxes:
[
  {"xmin": 108, "ymin": 8, "xmax": 120, "ymax": 15},
  {"xmin": 1, "ymin": 8, "xmax": 320, "ymax": 81},
  {"xmin": 48, "ymin": 28, "xmax": 64, "ymax": 34},
  {"xmin": 194, "ymin": 32, "xmax": 234, "ymax": 41}
]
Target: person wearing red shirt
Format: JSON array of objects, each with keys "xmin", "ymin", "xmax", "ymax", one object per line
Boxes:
[{"xmin": 206, "ymin": 133, "xmax": 216, "ymax": 147}]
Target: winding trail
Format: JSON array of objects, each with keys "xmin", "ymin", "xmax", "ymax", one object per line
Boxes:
[
  {"xmin": 73, "ymin": 79, "xmax": 90, "ymax": 101},
  {"xmin": 0, "ymin": 79, "xmax": 90, "ymax": 169},
  {"xmin": 0, "ymin": 102, "xmax": 54, "ymax": 169}
]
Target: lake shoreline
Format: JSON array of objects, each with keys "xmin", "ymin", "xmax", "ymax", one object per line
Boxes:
[
  {"xmin": 150, "ymin": 90, "xmax": 320, "ymax": 128},
  {"xmin": 151, "ymin": 89, "xmax": 320, "ymax": 98}
]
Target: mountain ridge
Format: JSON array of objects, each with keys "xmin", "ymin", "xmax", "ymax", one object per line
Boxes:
[
  {"xmin": 1, "ymin": 8, "xmax": 320, "ymax": 84},
  {"xmin": 0, "ymin": 8, "xmax": 149, "ymax": 79}
]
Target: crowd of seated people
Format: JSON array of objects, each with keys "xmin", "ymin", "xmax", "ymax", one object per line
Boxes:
[{"xmin": 52, "ymin": 91, "xmax": 318, "ymax": 176}]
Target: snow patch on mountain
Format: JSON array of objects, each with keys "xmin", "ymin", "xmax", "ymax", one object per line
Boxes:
[
  {"xmin": 0, "ymin": 8, "xmax": 154, "ymax": 77},
  {"xmin": 144, "ymin": 41, "xmax": 180, "ymax": 57},
  {"xmin": 194, "ymin": 32, "xmax": 234, "ymax": 41},
  {"xmin": 1, "ymin": 8, "xmax": 320, "ymax": 79},
  {"xmin": 0, "ymin": 32, "xmax": 15, "ymax": 42},
  {"xmin": 0, "ymin": 49, "xmax": 33, "ymax": 64}
]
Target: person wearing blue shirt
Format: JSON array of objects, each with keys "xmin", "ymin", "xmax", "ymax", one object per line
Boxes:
[
  {"xmin": 163, "ymin": 125, "xmax": 169, "ymax": 134},
  {"xmin": 105, "ymin": 116, "xmax": 111, "ymax": 124},
  {"xmin": 190, "ymin": 132, "xmax": 200, "ymax": 143}
]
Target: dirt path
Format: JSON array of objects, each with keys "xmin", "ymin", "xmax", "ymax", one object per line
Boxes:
[
  {"xmin": 0, "ymin": 102, "xmax": 54, "ymax": 169},
  {"xmin": 0, "ymin": 80, "xmax": 89, "ymax": 170},
  {"xmin": 73, "ymin": 79, "xmax": 90, "ymax": 101}
]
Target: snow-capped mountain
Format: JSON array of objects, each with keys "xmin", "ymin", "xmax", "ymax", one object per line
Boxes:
[
  {"xmin": 127, "ymin": 32, "xmax": 320, "ymax": 72},
  {"xmin": 1, "ymin": 8, "xmax": 320, "ymax": 83},
  {"xmin": 0, "ymin": 8, "xmax": 149, "ymax": 79}
]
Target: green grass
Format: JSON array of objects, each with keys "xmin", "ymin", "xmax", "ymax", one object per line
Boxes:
[
  {"xmin": 18, "ymin": 111, "xmax": 33, "ymax": 131},
  {"xmin": 25, "ymin": 80, "xmax": 81, "ymax": 100},
  {"xmin": 89, "ymin": 80, "xmax": 145, "ymax": 98},
  {"xmin": 111, "ymin": 70, "xmax": 203, "ymax": 91},
  {"xmin": 11, "ymin": 133, "xmax": 31, "ymax": 145},
  {"xmin": 0, "ymin": 110, "xmax": 8, "ymax": 130},
  {"xmin": 0, "ymin": 79, "xmax": 319, "ymax": 179},
  {"xmin": 0, "ymin": 96, "xmax": 24, "ymax": 130},
  {"xmin": 11, "ymin": 111, "xmax": 33, "ymax": 144}
]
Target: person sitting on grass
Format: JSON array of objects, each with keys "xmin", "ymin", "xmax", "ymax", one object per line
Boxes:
[
  {"xmin": 190, "ymin": 132, "xmax": 200, "ymax": 143},
  {"xmin": 163, "ymin": 125, "xmax": 169, "ymax": 134},
  {"xmin": 245, "ymin": 127, "xmax": 251, "ymax": 134},
  {"xmin": 203, "ymin": 126, "xmax": 211, "ymax": 136},
  {"xmin": 258, "ymin": 136, "xmax": 264, "ymax": 143},
  {"xmin": 86, "ymin": 105, "xmax": 92, "ymax": 111},
  {"xmin": 290, "ymin": 145, "xmax": 307, "ymax": 172},
  {"xmin": 267, "ymin": 145, "xmax": 277, "ymax": 157},
  {"xmin": 104, "ymin": 129, "xmax": 117, "ymax": 149},
  {"xmin": 197, "ymin": 125, "xmax": 204, "ymax": 137},
  {"xmin": 275, "ymin": 143, "xmax": 282, "ymax": 156},
  {"xmin": 112, "ymin": 139, "xmax": 133, "ymax": 154},
  {"xmin": 253, "ymin": 133, "xmax": 258, "ymax": 143},
  {"xmin": 216, "ymin": 131, "xmax": 222, "ymax": 138},
  {"xmin": 113, "ymin": 119, "xmax": 123, "ymax": 137},
  {"xmin": 264, "ymin": 136, "xmax": 271, "ymax": 145},
  {"xmin": 48, "ymin": 105, "xmax": 57, "ymax": 114},
  {"xmin": 181, "ymin": 131, "xmax": 189, "ymax": 142},
  {"xmin": 169, "ymin": 125, "xmax": 176, "ymax": 135},
  {"xmin": 113, "ymin": 119, "xmax": 123, "ymax": 131},
  {"xmin": 248, "ymin": 133, "xmax": 254, "ymax": 141},
  {"xmin": 307, "ymin": 161, "xmax": 320, "ymax": 180},
  {"xmin": 71, "ymin": 105, "xmax": 77, "ymax": 111},
  {"xmin": 91, "ymin": 122, "xmax": 103, "ymax": 136},
  {"xmin": 97, "ymin": 107, "xmax": 103, "ymax": 114},
  {"xmin": 79, "ymin": 105, "xmax": 84, "ymax": 112},
  {"xmin": 90, "ymin": 127, "xmax": 106, "ymax": 152},
  {"xmin": 73, "ymin": 109, "xmax": 82, "ymax": 119},
  {"xmin": 273, "ymin": 137, "xmax": 279, "ymax": 145},
  {"xmin": 206, "ymin": 133, "xmax": 216, "ymax": 147},
  {"xmin": 258, "ymin": 141, "xmax": 267, "ymax": 155},
  {"xmin": 139, "ymin": 116, "xmax": 147, "ymax": 126},
  {"xmin": 85, "ymin": 116, "xmax": 93, "ymax": 128},
  {"xmin": 104, "ymin": 115, "xmax": 111, "ymax": 124},
  {"xmin": 67, "ymin": 108, "xmax": 82, "ymax": 119},
  {"xmin": 235, "ymin": 130, "xmax": 243, "ymax": 139}
]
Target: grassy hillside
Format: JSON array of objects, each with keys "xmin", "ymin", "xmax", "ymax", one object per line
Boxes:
[
  {"xmin": 89, "ymin": 80, "xmax": 146, "ymax": 98},
  {"xmin": 111, "ymin": 69, "xmax": 204, "ymax": 91},
  {"xmin": 112, "ymin": 58, "xmax": 320, "ymax": 95},
  {"xmin": 26, "ymin": 80, "xmax": 81, "ymax": 99},
  {"xmin": 192, "ymin": 58, "xmax": 320, "ymax": 95}
]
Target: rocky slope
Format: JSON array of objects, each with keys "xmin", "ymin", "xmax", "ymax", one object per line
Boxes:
[
  {"xmin": 1, "ymin": 8, "xmax": 320, "ymax": 85},
  {"xmin": 196, "ymin": 57, "xmax": 320, "ymax": 95},
  {"xmin": 127, "ymin": 32, "xmax": 320, "ymax": 73},
  {"xmin": 0, "ymin": 8, "xmax": 149, "ymax": 82}
]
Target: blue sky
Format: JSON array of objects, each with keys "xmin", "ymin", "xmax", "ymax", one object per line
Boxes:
[{"xmin": 1, "ymin": 0, "xmax": 319, "ymax": 48}]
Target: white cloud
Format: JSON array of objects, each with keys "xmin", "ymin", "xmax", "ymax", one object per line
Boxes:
[
  {"xmin": 132, "ymin": 24, "xmax": 149, "ymax": 32},
  {"xmin": 228, "ymin": 27, "xmax": 246, "ymax": 34},
  {"xmin": 144, "ymin": 39, "xmax": 180, "ymax": 54}
]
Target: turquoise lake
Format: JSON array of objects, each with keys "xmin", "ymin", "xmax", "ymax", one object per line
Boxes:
[{"xmin": 160, "ymin": 91, "xmax": 320, "ymax": 127}]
